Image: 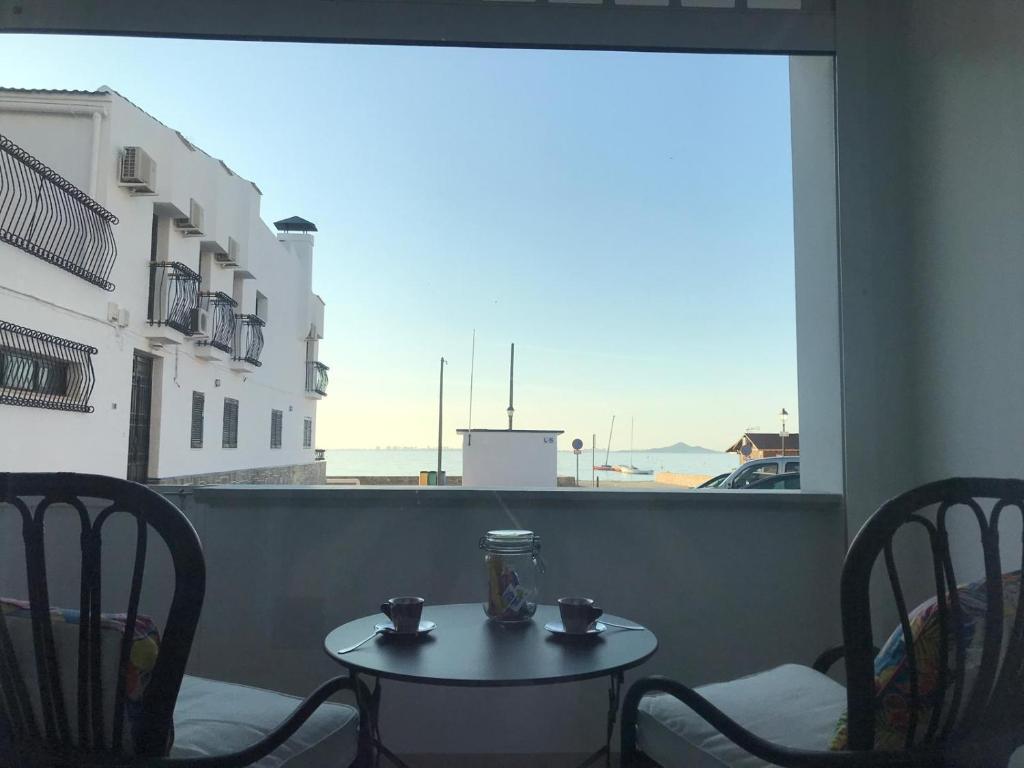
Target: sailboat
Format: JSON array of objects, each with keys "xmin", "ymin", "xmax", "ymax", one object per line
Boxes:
[
  {"xmin": 593, "ymin": 415, "xmax": 616, "ymax": 472},
  {"xmin": 614, "ymin": 417, "xmax": 653, "ymax": 475}
]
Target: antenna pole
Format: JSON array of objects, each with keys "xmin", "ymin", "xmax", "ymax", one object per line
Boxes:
[
  {"xmin": 467, "ymin": 330, "xmax": 476, "ymax": 446},
  {"xmin": 507, "ymin": 343, "xmax": 515, "ymax": 430},
  {"xmin": 437, "ymin": 357, "xmax": 447, "ymax": 484}
]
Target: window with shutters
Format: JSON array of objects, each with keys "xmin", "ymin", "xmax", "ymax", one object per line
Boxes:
[
  {"xmin": 303, "ymin": 417, "xmax": 312, "ymax": 449},
  {"xmin": 271, "ymin": 409, "xmax": 283, "ymax": 449},
  {"xmin": 223, "ymin": 398, "xmax": 238, "ymax": 449},
  {"xmin": 190, "ymin": 391, "xmax": 204, "ymax": 448}
]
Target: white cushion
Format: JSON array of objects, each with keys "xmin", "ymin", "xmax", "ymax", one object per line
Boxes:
[
  {"xmin": 171, "ymin": 676, "xmax": 358, "ymax": 768},
  {"xmin": 637, "ymin": 664, "xmax": 847, "ymax": 768}
]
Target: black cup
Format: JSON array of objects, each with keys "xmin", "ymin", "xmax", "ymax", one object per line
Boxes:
[
  {"xmin": 558, "ymin": 597, "xmax": 603, "ymax": 634},
  {"xmin": 381, "ymin": 596, "xmax": 425, "ymax": 634}
]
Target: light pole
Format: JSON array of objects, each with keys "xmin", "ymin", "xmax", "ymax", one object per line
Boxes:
[
  {"xmin": 437, "ymin": 357, "xmax": 447, "ymax": 484},
  {"xmin": 779, "ymin": 408, "xmax": 789, "ymax": 458},
  {"xmin": 507, "ymin": 342, "xmax": 515, "ymax": 430}
]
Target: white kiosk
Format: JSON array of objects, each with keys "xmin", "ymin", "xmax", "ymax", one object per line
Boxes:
[{"xmin": 457, "ymin": 429, "xmax": 565, "ymax": 488}]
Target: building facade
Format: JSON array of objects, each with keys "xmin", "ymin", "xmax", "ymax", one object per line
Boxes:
[
  {"xmin": 725, "ymin": 432, "xmax": 800, "ymax": 463},
  {"xmin": 0, "ymin": 87, "xmax": 328, "ymax": 484}
]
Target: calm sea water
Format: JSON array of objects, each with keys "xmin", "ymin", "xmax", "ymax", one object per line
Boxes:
[{"xmin": 325, "ymin": 448, "xmax": 739, "ymax": 483}]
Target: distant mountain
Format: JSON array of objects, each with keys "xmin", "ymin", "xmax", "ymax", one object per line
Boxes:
[{"xmin": 641, "ymin": 441, "xmax": 720, "ymax": 454}]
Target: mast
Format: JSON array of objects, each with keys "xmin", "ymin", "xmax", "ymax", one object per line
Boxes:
[
  {"xmin": 604, "ymin": 415, "xmax": 616, "ymax": 465},
  {"xmin": 630, "ymin": 416, "xmax": 635, "ymax": 467}
]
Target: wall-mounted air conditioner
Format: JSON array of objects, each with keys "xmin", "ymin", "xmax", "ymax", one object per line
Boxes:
[
  {"xmin": 214, "ymin": 236, "xmax": 241, "ymax": 268},
  {"xmin": 175, "ymin": 199, "xmax": 204, "ymax": 236},
  {"xmin": 118, "ymin": 146, "xmax": 157, "ymax": 194},
  {"xmin": 190, "ymin": 307, "xmax": 210, "ymax": 337}
]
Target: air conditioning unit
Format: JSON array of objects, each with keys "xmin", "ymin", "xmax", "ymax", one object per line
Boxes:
[
  {"xmin": 118, "ymin": 146, "xmax": 157, "ymax": 194},
  {"xmin": 175, "ymin": 199, "xmax": 204, "ymax": 236},
  {"xmin": 190, "ymin": 307, "xmax": 210, "ymax": 337},
  {"xmin": 214, "ymin": 237, "xmax": 241, "ymax": 268}
]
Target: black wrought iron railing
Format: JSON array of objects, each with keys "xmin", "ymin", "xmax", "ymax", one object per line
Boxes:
[
  {"xmin": 0, "ymin": 134, "xmax": 119, "ymax": 290},
  {"xmin": 148, "ymin": 262, "xmax": 200, "ymax": 335},
  {"xmin": 314, "ymin": 449, "xmax": 326, "ymax": 461},
  {"xmin": 234, "ymin": 314, "xmax": 265, "ymax": 367},
  {"xmin": 198, "ymin": 291, "xmax": 237, "ymax": 353},
  {"xmin": 306, "ymin": 360, "xmax": 328, "ymax": 396},
  {"xmin": 0, "ymin": 320, "xmax": 97, "ymax": 412}
]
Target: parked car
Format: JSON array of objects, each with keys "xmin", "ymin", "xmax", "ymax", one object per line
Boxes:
[
  {"xmin": 746, "ymin": 471, "xmax": 801, "ymax": 490},
  {"xmin": 718, "ymin": 456, "xmax": 800, "ymax": 489},
  {"xmin": 696, "ymin": 472, "xmax": 730, "ymax": 488}
]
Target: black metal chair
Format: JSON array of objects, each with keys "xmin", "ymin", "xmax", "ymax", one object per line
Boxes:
[
  {"xmin": 0, "ymin": 472, "xmax": 360, "ymax": 767},
  {"xmin": 621, "ymin": 477, "xmax": 1024, "ymax": 768}
]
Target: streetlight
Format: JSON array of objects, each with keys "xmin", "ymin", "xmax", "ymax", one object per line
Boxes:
[
  {"xmin": 507, "ymin": 405, "xmax": 514, "ymax": 431},
  {"xmin": 779, "ymin": 408, "xmax": 789, "ymax": 458}
]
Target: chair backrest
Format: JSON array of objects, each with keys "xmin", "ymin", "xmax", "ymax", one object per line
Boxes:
[
  {"xmin": 841, "ymin": 477, "xmax": 1024, "ymax": 762},
  {"xmin": 0, "ymin": 472, "xmax": 205, "ymax": 764}
]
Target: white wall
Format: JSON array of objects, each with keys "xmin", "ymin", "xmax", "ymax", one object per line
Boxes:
[
  {"xmin": 460, "ymin": 430, "xmax": 561, "ymax": 488},
  {"xmin": 833, "ymin": 0, "xmax": 1024, "ymax": 626},
  {"xmin": 0, "ymin": 90, "xmax": 325, "ymax": 479}
]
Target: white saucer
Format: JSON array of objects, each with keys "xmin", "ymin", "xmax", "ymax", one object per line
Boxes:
[
  {"xmin": 375, "ymin": 620, "xmax": 437, "ymax": 637},
  {"xmin": 544, "ymin": 620, "xmax": 606, "ymax": 637}
]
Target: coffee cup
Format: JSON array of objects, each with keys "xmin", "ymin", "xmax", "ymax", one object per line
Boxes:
[
  {"xmin": 558, "ymin": 597, "xmax": 603, "ymax": 634},
  {"xmin": 380, "ymin": 596, "xmax": 425, "ymax": 634}
]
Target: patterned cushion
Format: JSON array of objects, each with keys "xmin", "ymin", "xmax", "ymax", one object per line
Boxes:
[
  {"xmin": 831, "ymin": 571, "xmax": 1021, "ymax": 750},
  {"xmin": 0, "ymin": 598, "xmax": 165, "ymax": 755}
]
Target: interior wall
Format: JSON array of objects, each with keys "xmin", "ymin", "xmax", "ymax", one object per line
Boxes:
[{"xmin": 834, "ymin": 0, "xmax": 1024, "ymax": 616}]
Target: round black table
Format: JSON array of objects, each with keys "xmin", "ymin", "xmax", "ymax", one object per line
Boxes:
[{"xmin": 324, "ymin": 603, "xmax": 657, "ymax": 767}]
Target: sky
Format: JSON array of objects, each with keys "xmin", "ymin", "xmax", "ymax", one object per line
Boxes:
[{"xmin": 0, "ymin": 37, "xmax": 798, "ymax": 451}]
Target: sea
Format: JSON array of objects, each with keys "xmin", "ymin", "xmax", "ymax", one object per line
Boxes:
[{"xmin": 324, "ymin": 448, "xmax": 739, "ymax": 483}]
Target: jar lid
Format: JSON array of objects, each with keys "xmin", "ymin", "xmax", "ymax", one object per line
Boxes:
[{"xmin": 480, "ymin": 529, "xmax": 540, "ymax": 554}]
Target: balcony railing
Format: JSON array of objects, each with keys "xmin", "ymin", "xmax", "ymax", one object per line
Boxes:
[
  {"xmin": 306, "ymin": 360, "xmax": 328, "ymax": 395},
  {"xmin": 0, "ymin": 134, "xmax": 119, "ymax": 290},
  {"xmin": 314, "ymin": 449, "xmax": 326, "ymax": 461},
  {"xmin": 198, "ymin": 291, "xmax": 237, "ymax": 353},
  {"xmin": 234, "ymin": 314, "xmax": 265, "ymax": 367},
  {"xmin": 148, "ymin": 262, "xmax": 200, "ymax": 335}
]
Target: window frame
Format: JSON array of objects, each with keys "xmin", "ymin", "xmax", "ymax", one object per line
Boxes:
[{"xmin": 303, "ymin": 417, "xmax": 313, "ymax": 449}]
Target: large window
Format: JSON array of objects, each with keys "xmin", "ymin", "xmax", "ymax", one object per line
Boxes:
[
  {"xmin": 0, "ymin": 350, "xmax": 67, "ymax": 395},
  {"xmin": 223, "ymin": 398, "xmax": 239, "ymax": 449}
]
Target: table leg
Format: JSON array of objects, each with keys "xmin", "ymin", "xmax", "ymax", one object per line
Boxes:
[
  {"xmin": 575, "ymin": 670, "xmax": 624, "ymax": 768},
  {"xmin": 353, "ymin": 673, "xmax": 412, "ymax": 768}
]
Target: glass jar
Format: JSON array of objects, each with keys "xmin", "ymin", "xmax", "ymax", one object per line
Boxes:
[{"xmin": 480, "ymin": 529, "xmax": 543, "ymax": 623}]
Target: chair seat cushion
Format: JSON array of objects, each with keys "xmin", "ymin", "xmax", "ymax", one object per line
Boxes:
[
  {"xmin": 171, "ymin": 675, "xmax": 359, "ymax": 768},
  {"xmin": 637, "ymin": 664, "xmax": 847, "ymax": 768}
]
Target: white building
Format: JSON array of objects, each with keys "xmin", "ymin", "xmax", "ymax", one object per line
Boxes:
[
  {"xmin": 0, "ymin": 87, "xmax": 329, "ymax": 484},
  {"xmin": 457, "ymin": 429, "xmax": 563, "ymax": 488}
]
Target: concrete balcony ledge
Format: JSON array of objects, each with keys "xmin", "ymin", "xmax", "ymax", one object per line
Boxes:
[{"xmin": 146, "ymin": 485, "xmax": 845, "ymax": 756}]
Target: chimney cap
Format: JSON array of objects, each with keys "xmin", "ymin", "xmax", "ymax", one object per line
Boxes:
[{"xmin": 274, "ymin": 216, "xmax": 318, "ymax": 233}]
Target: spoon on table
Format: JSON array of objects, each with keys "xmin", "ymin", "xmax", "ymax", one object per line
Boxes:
[
  {"xmin": 599, "ymin": 620, "xmax": 646, "ymax": 631},
  {"xmin": 336, "ymin": 628, "xmax": 383, "ymax": 654}
]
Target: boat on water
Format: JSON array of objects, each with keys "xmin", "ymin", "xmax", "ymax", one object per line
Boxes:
[
  {"xmin": 594, "ymin": 415, "xmax": 616, "ymax": 472},
  {"xmin": 614, "ymin": 464, "xmax": 653, "ymax": 475},
  {"xmin": 613, "ymin": 417, "xmax": 653, "ymax": 475}
]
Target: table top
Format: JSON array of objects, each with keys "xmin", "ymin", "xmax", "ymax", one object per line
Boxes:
[{"xmin": 323, "ymin": 603, "xmax": 658, "ymax": 687}]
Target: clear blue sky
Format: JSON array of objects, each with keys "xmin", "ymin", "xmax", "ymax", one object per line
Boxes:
[{"xmin": 0, "ymin": 36, "xmax": 798, "ymax": 450}]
